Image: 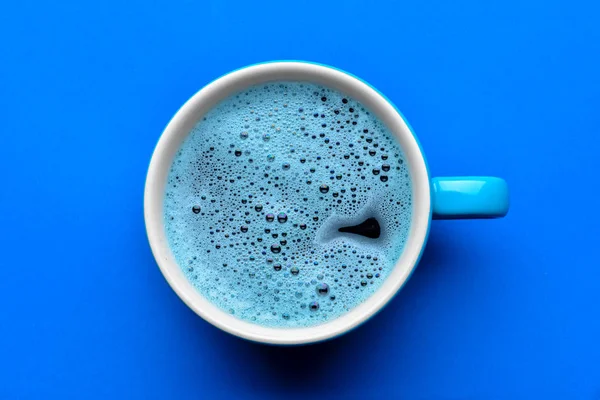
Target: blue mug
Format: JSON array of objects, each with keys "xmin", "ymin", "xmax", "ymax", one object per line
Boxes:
[{"xmin": 144, "ymin": 61, "xmax": 509, "ymax": 345}]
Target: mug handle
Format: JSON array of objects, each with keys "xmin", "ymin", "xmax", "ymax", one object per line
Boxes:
[{"xmin": 431, "ymin": 177, "xmax": 509, "ymax": 219}]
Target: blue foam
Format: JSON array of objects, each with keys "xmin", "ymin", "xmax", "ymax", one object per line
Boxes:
[{"xmin": 164, "ymin": 82, "xmax": 412, "ymax": 327}]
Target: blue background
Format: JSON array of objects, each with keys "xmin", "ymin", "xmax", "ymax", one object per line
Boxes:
[{"xmin": 1, "ymin": 0, "xmax": 599, "ymax": 398}]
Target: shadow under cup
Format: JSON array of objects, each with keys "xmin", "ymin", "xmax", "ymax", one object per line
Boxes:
[{"xmin": 144, "ymin": 61, "xmax": 504, "ymax": 345}]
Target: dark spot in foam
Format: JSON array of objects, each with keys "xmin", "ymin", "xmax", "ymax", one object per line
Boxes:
[{"xmin": 338, "ymin": 217, "xmax": 381, "ymax": 239}]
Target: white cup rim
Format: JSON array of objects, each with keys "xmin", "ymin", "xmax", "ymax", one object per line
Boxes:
[{"xmin": 144, "ymin": 61, "xmax": 431, "ymax": 345}]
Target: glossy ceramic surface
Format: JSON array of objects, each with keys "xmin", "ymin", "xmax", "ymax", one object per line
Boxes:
[{"xmin": 432, "ymin": 177, "xmax": 509, "ymax": 219}]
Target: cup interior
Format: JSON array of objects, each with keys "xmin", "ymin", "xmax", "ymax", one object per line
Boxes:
[{"xmin": 144, "ymin": 62, "xmax": 431, "ymax": 345}]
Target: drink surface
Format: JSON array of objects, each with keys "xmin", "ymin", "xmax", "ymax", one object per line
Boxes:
[{"xmin": 164, "ymin": 81, "xmax": 412, "ymax": 328}]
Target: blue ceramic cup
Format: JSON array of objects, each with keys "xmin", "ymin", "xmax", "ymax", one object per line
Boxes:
[{"xmin": 144, "ymin": 61, "xmax": 509, "ymax": 345}]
